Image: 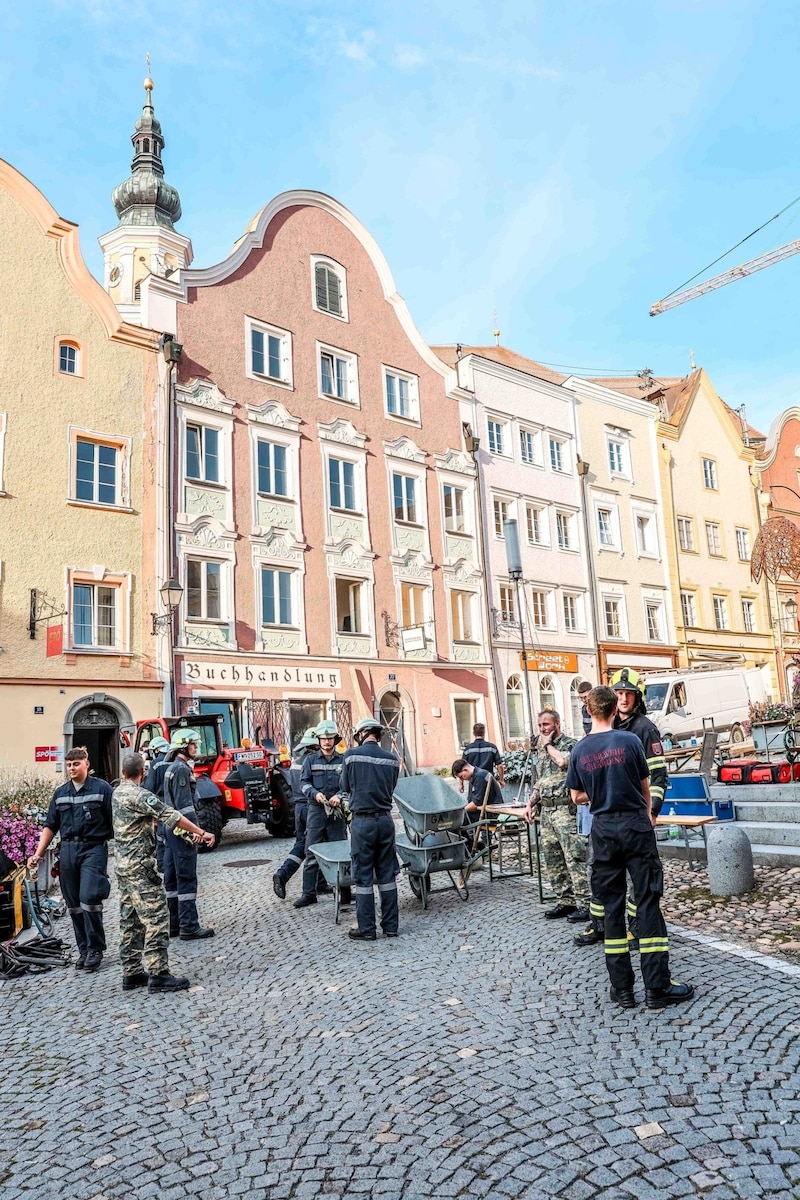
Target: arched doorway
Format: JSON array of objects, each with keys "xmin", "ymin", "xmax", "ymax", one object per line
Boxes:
[
  {"xmin": 378, "ymin": 688, "xmax": 415, "ymax": 774},
  {"xmin": 65, "ymin": 693, "xmax": 133, "ymax": 782}
]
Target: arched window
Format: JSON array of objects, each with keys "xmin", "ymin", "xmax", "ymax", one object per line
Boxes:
[
  {"xmin": 506, "ymin": 674, "xmax": 525, "ymax": 739},
  {"xmin": 569, "ymin": 676, "xmax": 585, "ymax": 738},
  {"xmin": 58, "ymin": 341, "xmax": 79, "ymax": 376},
  {"xmin": 539, "ymin": 674, "xmax": 556, "ymax": 715},
  {"xmin": 143, "ymin": 138, "xmax": 150, "ymax": 153},
  {"xmin": 313, "ymin": 258, "xmax": 346, "ymax": 318}
]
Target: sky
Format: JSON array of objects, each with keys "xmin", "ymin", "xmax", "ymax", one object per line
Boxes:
[{"xmin": 3, "ymin": 0, "xmax": 800, "ymax": 432}]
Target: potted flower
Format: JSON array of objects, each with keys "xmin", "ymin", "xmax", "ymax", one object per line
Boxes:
[
  {"xmin": 748, "ymin": 701, "xmax": 795, "ymax": 754},
  {"xmin": 0, "ymin": 770, "xmax": 54, "ymax": 889}
]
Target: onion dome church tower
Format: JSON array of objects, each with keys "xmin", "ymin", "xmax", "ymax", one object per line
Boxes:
[{"xmin": 100, "ymin": 71, "xmax": 192, "ymax": 324}]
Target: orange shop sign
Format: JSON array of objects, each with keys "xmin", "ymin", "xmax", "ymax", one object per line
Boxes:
[{"xmin": 519, "ymin": 651, "xmax": 579, "ymax": 674}]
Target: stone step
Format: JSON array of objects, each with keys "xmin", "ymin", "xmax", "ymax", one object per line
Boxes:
[
  {"xmin": 710, "ymin": 783, "xmax": 800, "ymax": 803},
  {"xmin": 747, "ymin": 843, "xmax": 800, "ymax": 868},
  {"xmin": 733, "ymin": 802, "xmax": 800, "ymax": 824},
  {"xmin": 734, "ymin": 821, "xmax": 800, "ymax": 848}
]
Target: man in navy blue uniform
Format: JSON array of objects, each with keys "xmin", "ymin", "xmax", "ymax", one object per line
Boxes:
[
  {"xmin": 451, "ymin": 758, "xmax": 502, "ymax": 845},
  {"xmin": 566, "ymin": 686, "xmax": 694, "ymax": 1011},
  {"xmin": 462, "ymin": 723, "xmax": 505, "ymax": 786},
  {"xmin": 273, "ymin": 728, "xmax": 328, "ymax": 900},
  {"xmin": 341, "ymin": 718, "xmax": 400, "ymax": 941},
  {"xmin": 162, "ymin": 730, "xmax": 214, "ymax": 941},
  {"xmin": 294, "ymin": 720, "xmax": 348, "ymax": 910},
  {"xmin": 28, "ymin": 746, "xmax": 113, "ymax": 973}
]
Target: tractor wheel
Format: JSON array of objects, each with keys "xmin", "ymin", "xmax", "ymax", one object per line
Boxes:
[
  {"xmin": 270, "ymin": 772, "xmax": 295, "ymax": 837},
  {"xmin": 729, "ymin": 723, "xmax": 745, "ymax": 745},
  {"xmin": 195, "ymin": 800, "xmax": 224, "ymax": 851}
]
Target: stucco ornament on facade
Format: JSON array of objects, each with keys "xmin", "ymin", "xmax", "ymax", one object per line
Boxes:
[
  {"xmin": 383, "ymin": 436, "xmax": 427, "ymax": 464},
  {"xmin": 247, "ymin": 399, "xmax": 302, "ymax": 433},
  {"xmin": 434, "ymin": 447, "xmax": 476, "ymax": 477},
  {"xmin": 177, "ymin": 378, "xmax": 236, "ymax": 416},
  {"xmin": 317, "ymin": 417, "xmax": 367, "ymax": 449}
]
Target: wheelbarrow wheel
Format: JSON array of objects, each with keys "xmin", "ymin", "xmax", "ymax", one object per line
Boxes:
[{"xmin": 409, "ymin": 873, "xmax": 430, "ymax": 907}]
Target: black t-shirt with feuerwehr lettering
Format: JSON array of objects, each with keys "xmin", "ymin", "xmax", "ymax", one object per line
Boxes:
[{"xmin": 565, "ymin": 730, "xmax": 649, "ymax": 816}]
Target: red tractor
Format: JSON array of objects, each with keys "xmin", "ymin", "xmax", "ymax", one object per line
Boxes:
[{"xmin": 134, "ymin": 715, "xmax": 293, "ymax": 850}]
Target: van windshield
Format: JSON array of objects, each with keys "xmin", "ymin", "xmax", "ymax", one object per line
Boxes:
[{"xmin": 644, "ymin": 683, "xmax": 669, "ymax": 715}]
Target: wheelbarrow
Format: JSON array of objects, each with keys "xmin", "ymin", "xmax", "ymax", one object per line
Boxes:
[
  {"xmin": 393, "ymin": 776, "xmax": 471, "ymax": 909},
  {"xmin": 307, "ymin": 840, "xmax": 353, "ymax": 924}
]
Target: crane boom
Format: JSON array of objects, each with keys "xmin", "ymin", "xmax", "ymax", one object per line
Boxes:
[{"xmin": 650, "ymin": 237, "xmax": 800, "ymax": 315}]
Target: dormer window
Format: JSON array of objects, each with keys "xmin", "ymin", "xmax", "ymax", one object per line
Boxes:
[{"xmin": 311, "ymin": 256, "xmax": 348, "ymax": 320}]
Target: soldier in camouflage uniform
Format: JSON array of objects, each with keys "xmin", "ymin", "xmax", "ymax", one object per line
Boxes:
[
  {"xmin": 525, "ymin": 709, "xmax": 590, "ymax": 920},
  {"xmin": 112, "ymin": 753, "xmax": 214, "ymax": 994}
]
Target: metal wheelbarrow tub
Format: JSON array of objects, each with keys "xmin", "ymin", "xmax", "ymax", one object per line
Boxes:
[
  {"xmin": 308, "ymin": 839, "xmax": 352, "ymax": 925},
  {"xmin": 393, "ymin": 776, "xmax": 466, "ymax": 839},
  {"xmin": 395, "ymin": 831, "xmax": 468, "ymax": 910}
]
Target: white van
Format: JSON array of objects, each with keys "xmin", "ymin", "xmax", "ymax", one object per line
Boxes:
[{"xmin": 643, "ymin": 667, "xmax": 768, "ymax": 744}]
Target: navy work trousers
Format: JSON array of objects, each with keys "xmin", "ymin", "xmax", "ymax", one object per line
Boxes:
[
  {"xmin": 59, "ymin": 841, "xmax": 110, "ymax": 954},
  {"xmin": 350, "ymin": 813, "xmax": 398, "ymax": 936},
  {"xmin": 162, "ymin": 826, "xmax": 202, "ymax": 935},
  {"xmin": 301, "ymin": 802, "xmax": 348, "ymax": 899},
  {"xmin": 276, "ymin": 801, "xmax": 307, "ymax": 883},
  {"xmin": 591, "ymin": 813, "xmax": 670, "ymax": 994}
]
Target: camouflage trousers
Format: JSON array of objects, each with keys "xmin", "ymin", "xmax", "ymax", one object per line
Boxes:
[
  {"xmin": 116, "ymin": 863, "xmax": 170, "ymax": 977},
  {"xmin": 539, "ymin": 805, "xmax": 591, "ymax": 907}
]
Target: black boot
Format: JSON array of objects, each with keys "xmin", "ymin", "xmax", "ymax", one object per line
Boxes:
[
  {"xmin": 148, "ymin": 971, "xmax": 190, "ymax": 992},
  {"xmin": 645, "ymin": 981, "xmax": 695, "ymax": 1010},
  {"xmin": 545, "ymin": 903, "xmax": 577, "ymax": 919},
  {"xmin": 609, "ymin": 986, "xmax": 637, "ymax": 1009},
  {"xmin": 122, "ymin": 972, "xmax": 149, "ymax": 991},
  {"xmin": 574, "ymin": 922, "xmax": 604, "ymax": 947},
  {"xmin": 273, "ymin": 873, "xmax": 287, "ymax": 900},
  {"xmin": 179, "ymin": 927, "xmax": 215, "ymax": 940},
  {"xmin": 293, "ymin": 894, "xmax": 317, "ymax": 909}
]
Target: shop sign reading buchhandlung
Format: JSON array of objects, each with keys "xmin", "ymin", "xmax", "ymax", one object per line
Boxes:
[{"xmin": 182, "ymin": 660, "xmax": 342, "ymax": 689}]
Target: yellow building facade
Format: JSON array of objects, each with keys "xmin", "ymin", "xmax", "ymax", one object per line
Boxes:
[
  {"xmin": 0, "ymin": 160, "xmax": 164, "ymax": 780},
  {"xmin": 651, "ymin": 369, "xmax": 777, "ymax": 691}
]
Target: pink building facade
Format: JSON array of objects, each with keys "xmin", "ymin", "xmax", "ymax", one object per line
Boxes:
[{"xmin": 170, "ymin": 192, "xmax": 497, "ymax": 766}]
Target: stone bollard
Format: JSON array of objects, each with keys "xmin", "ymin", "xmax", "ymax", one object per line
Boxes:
[{"xmin": 706, "ymin": 824, "xmax": 755, "ymax": 896}]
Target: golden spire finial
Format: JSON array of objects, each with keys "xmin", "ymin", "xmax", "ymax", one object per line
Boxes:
[
  {"xmin": 144, "ymin": 51, "xmax": 154, "ymax": 93},
  {"xmin": 493, "ymin": 308, "xmax": 500, "ymax": 346}
]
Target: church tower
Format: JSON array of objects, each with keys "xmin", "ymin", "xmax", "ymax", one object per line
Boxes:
[{"xmin": 100, "ymin": 72, "xmax": 192, "ymax": 324}]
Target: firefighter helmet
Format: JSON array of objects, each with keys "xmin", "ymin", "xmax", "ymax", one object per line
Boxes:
[
  {"xmin": 149, "ymin": 736, "xmax": 170, "ymax": 753},
  {"xmin": 170, "ymin": 728, "xmax": 201, "ymax": 748},
  {"xmin": 610, "ymin": 667, "xmax": 646, "ymax": 698},
  {"xmin": 353, "ymin": 717, "xmax": 385, "ymax": 744},
  {"xmin": 314, "ymin": 719, "xmax": 339, "ymax": 739}
]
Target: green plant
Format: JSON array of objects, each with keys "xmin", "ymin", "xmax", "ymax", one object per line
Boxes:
[
  {"xmin": 502, "ymin": 748, "xmax": 534, "ymax": 784},
  {"xmin": 0, "ymin": 769, "xmax": 52, "ymax": 865},
  {"xmin": 749, "ymin": 701, "xmax": 794, "ymax": 724}
]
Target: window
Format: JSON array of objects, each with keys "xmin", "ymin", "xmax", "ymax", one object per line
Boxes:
[
  {"xmin": 539, "ymin": 675, "xmax": 556, "ymax": 713},
  {"xmin": 450, "ymin": 590, "xmax": 474, "ymax": 641},
  {"xmin": 519, "ymin": 428, "xmax": 541, "ymax": 466},
  {"xmin": 506, "ymin": 675, "xmax": 525, "ymax": 739},
  {"xmin": 75, "ymin": 439, "xmax": 117, "ymax": 506},
  {"xmin": 401, "ymin": 582, "xmax": 426, "ymax": 628},
  {"xmin": 635, "ymin": 513, "xmax": 657, "ymax": 556},
  {"xmin": 597, "ymin": 508, "xmax": 615, "ymax": 547},
  {"xmin": 741, "ymin": 598, "xmax": 756, "ymax": 633},
  {"xmin": 443, "ymin": 484, "xmax": 466, "ymax": 533},
  {"xmin": 563, "ymin": 593, "xmax": 580, "ymax": 632},
  {"xmin": 314, "ymin": 261, "xmax": 344, "ymax": 317},
  {"xmin": 320, "ymin": 350, "xmax": 349, "ymax": 400},
  {"xmin": 393, "ymin": 473, "xmax": 417, "ymax": 524},
  {"xmin": 487, "ymin": 419, "xmax": 506, "ymax": 456},
  {"xmin": 256, "ymin": 440, "xmax": 287, "ymax": 496},
  {"xmin": 261, "ymin": 567, "xmax": 293, "ymax": 626},
  {"xmin": 186, "ymin": 424, "xmax": 220, "ymax": 484},
  {"xmin": 454, "ymin": 698, "xmax": 478, "ymax": 749},
  {"xmin": 645, "ymin": 601, "xmax": 665, "ymax": 642},
  {"xmin": 705, "ymin": 521, "xmax": 722, "ymax": 557},
  {"xmin": 329, "ymin": 458, "xmax": 357, "ymax": 511},
  {"xmin": 384, "ymin": 369, "xmax": 418, "ymax": 421},
  {"xmin": 736, "ymin": 528, "xmax": 751, "ymax": 562},
  {"xmin": 531, "ymin": 590, "xmax": 550, "ymax": 629},
  {"xmin": 247, "ymin": 319, "xmax": 292, "ymax": 387},
  {"xmin": 608, "ymin": 439, "xmax": 625, "ymax": 474},
  {"xmin": 549, "ymin": 437, "xmax": 567, "ymax": 472},
  {"xmin": 187, "ymin": 559, "xmax": 222, "ymax": 621},
  {"xmin": 72, "ymin": 583, "xmax": 117, "ymax": 648},
  {"xmin": 677, "ymin": 516, "xmax": 695, "ymax": 553},
  {"xmin": 335, "ymin": 577, "xmax": 364, "ymax": 634},
  {"xmin": 604, "ymin": 597, "xmax": 622, "ymax": 638},
  {"xmin": 713, "ymin": 595, "xmax": 729, "ymax": 631},
  {"xmin": 556, "ymin": 511, "xmax": 573, "ymax": 550},
  {"xmin": 59, "ymin": 342, "xmax": 78, "ymax": 375},
  {"xmin": 702, "ymin": 457, "xmax": 718, "ymax": 490},
  {"xmin": 499, "ymin": 585, "xmax": 516, "ymax": 623},
  {"xmin": 493, "ymin": 498, "xmax": 509, "ymax": 538},
  {"xmin": 526, "ymin": 504, "xmax": 547, "ymax": 546},
  {"xmin": 680, "ymin": 591, "xmax": 697, "ymax": 628}
]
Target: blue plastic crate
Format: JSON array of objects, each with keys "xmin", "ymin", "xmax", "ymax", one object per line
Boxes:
[{"xmin": 664, "ymin": 773, "xmax": 734, "ymax": 821}]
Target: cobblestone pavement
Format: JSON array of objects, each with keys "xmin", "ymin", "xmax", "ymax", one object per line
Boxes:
[{"xmin": 2, "ymin": 825, "xmax": 800, "ymax": 1200}]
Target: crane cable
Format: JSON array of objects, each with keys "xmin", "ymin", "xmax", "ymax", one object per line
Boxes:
[{"xmin": 661, "ymin": 192, "xmax": 800, "ymax": 301}]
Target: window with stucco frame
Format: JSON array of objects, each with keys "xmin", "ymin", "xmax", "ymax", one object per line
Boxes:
[
  {"xmin": 311, "ymin": 255, "xmax": 348, "ymax": 322},
  {"xmin": 65, "ymin": 567, "xmax": 131, "ymax": 654},
  {"xmin": 67, "ymin": 426, "xmax": 132, "ymax": 511}
]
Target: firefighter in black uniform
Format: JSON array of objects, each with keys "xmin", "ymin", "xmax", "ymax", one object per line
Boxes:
[
  {"xmin": 341, "ymin": 717, "xmax": 400, "ymax": 941},
  {"xmin": 273, "ymin": 728, "xmax": 330, "ymax": 899},
  {"xmin": 462, "ymin": 723, "xmax": 505, "ymax": 786},
  {"xmin": 162, "ymin": 730, "xmax": 215, "ymax": 940},
  {"xmin": 28, "ymin": 746, "xmax": 113, "ymax": 972},
  {"xmin": 574, "ymin": 667, "xmax": 668, "ymax": 947},
  {"xmin": 294, "ymin": 720, "xmax": 348, "ymax": 909}
]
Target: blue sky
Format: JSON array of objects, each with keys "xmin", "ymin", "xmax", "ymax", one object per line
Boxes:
[{"xmin": 3, "ymin": 0, "xmax": 800, "ymax": 430}]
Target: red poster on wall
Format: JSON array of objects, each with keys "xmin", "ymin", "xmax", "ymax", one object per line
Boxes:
[{"xmin": 46, "ymin": 625, "xmax": 63, "ymax": 657}]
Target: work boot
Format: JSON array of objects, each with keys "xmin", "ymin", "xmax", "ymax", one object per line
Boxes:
[
  {"xmin": 148, "ymin": 971, "xmax": 191, "ymax": 993},
  {"xmin": 645, "ymin": 981, "xmax": 695, "ymax": 1010},
  {"xmin": 273, "ymin": 873, "xmax": 286, "ymax": 900},
  {"xmin": 566, "ymin": 907, "xmax": 591, "ymax": 923},
  {"xmin": 84, "ymin": 950, "xmax": 103, "ymax": 973},
  {"xmin": 179, "ymin": 927, "xmax": 215, "ymax": 940},
  {"xmin": 293, "ymin": 894, "xmax": 317, "ymax": 909},
  {"xmin": 574, "ymin": 925, "xmax": 603, "ymax": 947},
  {"xmin": 316, "ymin": 881, "xmax": 333, "ymax": 896},
  {"xmin": 609, "ymin": 986, "xmax": 637, "ymax": 1009},
  {"xmin": 545, "ymin": 903, "xmax": 577, "ymax": 919},
  {"xmin": 382, "ymin": 929, "xmax": 399, "ymax": 938},
  {"xmin": 348, "ymin": 927, "xmax": 376, "ymax": 942},
  {"xmin": 122, "ymin": 972, "xmax": 149, "ymax": 991},
  {"xmin": 74, "ymin": 954, "xmax": 86, "ymax": 970}
]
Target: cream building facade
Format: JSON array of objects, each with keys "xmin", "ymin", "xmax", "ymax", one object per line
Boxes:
[{"xmin": 0, "ymin": 159, "xmax": 162, "ymax": 779}]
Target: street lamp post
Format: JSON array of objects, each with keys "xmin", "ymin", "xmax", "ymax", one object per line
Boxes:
[
  {"xmin": 151, "ymin": 577, "xmax": 184, "ymax": 717},
  {"xmin": 503, "ymin": 519, "xmax": 534, "ymax": 740}
]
